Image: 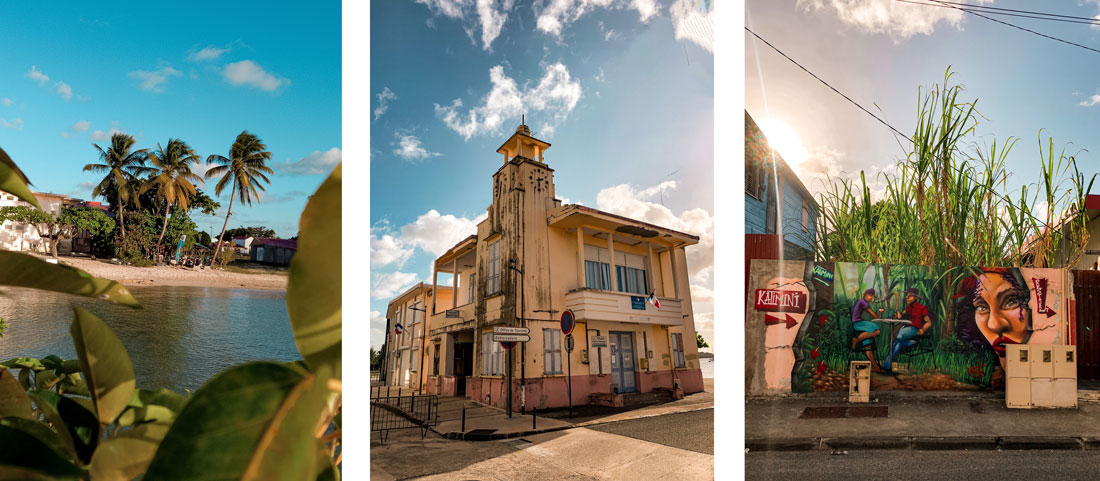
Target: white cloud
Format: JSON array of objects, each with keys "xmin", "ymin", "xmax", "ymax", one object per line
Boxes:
[
  {"xmin": 690, "ymin": 284, "xmax": 714, "ymax": 304},
  {"xmin": 476, "ymin": 0, "xmax": 513, "ymax": 50},
  {"xmin": 56, "ymin": 82, "xmax": 73, "ymax": 101},
  {"xmin": 72, "ymin": 120, "xmax": 91, "ymax": 132},
  {"xmin": 416, "ymin": 0, "xmax": 468, "ymax": 19},
  {"xmin": 61, "ymin": 132, "xmax": 69, "ymax": 138},
  {"xmin": 375, "ymin": 87, "xmax": 397, "ymax": 120},
  {"xmin": 27, "ymin": 65, "xmax": 50, "ymax": 85},
  {"xmin": 188, "ymin": 44, "xmax": 230, "ymax": 62},
  {"xmin": 394, "ymin": 134, "xmax": 441, "ymax": 161},
  {"xmin": 669, "ymin": 0, "xmax": 713, "ymax": 52},
  {"xmin": 400, "ymin": 209, "xmax": 487, "ymax": 256},
  {"xmin": 435, "ymin": 63, "xmax": 581, "ymax": 140},
  {"xmin": 796, "ymin": 0, "xmax": 984, "ymax": 41},
  {"xmin": 277, "ymin": 147, "xmax": 342, "ymax": 176},
  {"xmin": 371, "ymin": 310, "xmax": 388, "ymax": 350},
  {"xmin": 694, "ymin": 312, "xmax": 714, "ymax": 351},
  {"xmin": 372, "ymin": 271, "xmax": 420, "ymax": 300},
  {"xmin": 222, "ymin": 60, "xmax": 289, "ymax": 92},
  {"xmin": 91, "ymin": 128, "xmax": 125, "ymax": 141},
  {"xmin": 1081, "ymin": 93, "xmax": 1100, "ymax": 107},
  {"xmin": 534, "ymin": 0, "xmax": 658, "ymax": 36},
  {"xmin": 371, "ymin": 230, "xmax": 415, "ymax": 268},
  {"xmin": 1, "ymin": 98, "xmax": 11, "ymax": 106},
  {"xmin": 0, "ymin": 118, "xmax": 23, "ymax": 130},
  {"xmin": 129, "ymin": 66, "xmax": 182, "ymax": 92},
  {"xmin": 632, "ymin": 0, "xmax": 659, "ymax": 22},
  {"xmin": 595, "ymin": 181, "xmax": 714, "ymax": 282}
]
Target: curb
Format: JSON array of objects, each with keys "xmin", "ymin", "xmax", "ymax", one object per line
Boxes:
[
  {"xmin": 436, "ymin": 405, "xmax": 714, "ymax": 441},
  {"xmin": 745, "ymin": 436, "xmax": 1094, "ymax": 452}
]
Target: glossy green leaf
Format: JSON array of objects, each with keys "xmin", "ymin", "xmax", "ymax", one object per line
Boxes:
[
  {"xmin": 0, "ymin": 252, "xmax": 140, "ymax": 308},
  {"xmin": 287, "ymin": 164, "xmax": 341, "ymax": 377},
  {"xmin": 70, "ymin": 307, "xmax": 137, "ymax": 426},
  {"xmin": 0, "ymin": 417, "xmax": 76, "ymax": 465},
  {"xmin": 3, "ymin": 357, "xmax": 45, "ymax": 371},
  {"xmin": 35, "ymin": 370, "xmax": 60, "ymax": 391},
  {"xmin": 0, "ymin": 147, "xmax": 41, "ymax": 209},
  {"xmin": 144, "ymin": 362, "xmax": 336, "ymax": 481},
  {"xmin": 0, "ymin": 368, "xmax": 33, "ymax": 419},
  {"xmin": 26, "ymin": 391, "xmax": 77, "ymax": 459},
  {"xmin": 90, "ymin": 437, "xmax": 159, "ymax": 481},
  {"xmin": 29, "ymin": 390, "xmax": 97, "ymax": 463},
  {"xmin": 117, "ymin": 421, "xmax": 172, "ymax": 444},
  {"xmin": 58, "ymin": 373, "xmax": 91, "ymax": 398},
  {"xmin": 0, "ymin": 424, "xmax": 83, "ymax": 478},
  {"xmin": 0, "ymin": 465, "xmax": 63, "ymax": 481},
  {"xmin": 117, "ymin": 404, "xmax": 176, "ymax": 427},
  {"xmin": 117, "ymin": 388, "xmax": 188, "ymax": 427}
]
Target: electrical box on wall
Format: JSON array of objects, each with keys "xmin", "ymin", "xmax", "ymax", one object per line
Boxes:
[
  {"xmin": 581, "ymin": 349, "xmax": 589, "ymax": 364},
  {"xmin": 849, "ymin": 361, "xmax": 870, "ymax": 403}
]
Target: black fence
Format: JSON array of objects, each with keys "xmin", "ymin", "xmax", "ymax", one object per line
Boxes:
[{"xmin": 370, "ymin": 391, "xmax": 439, "ymax": 444}]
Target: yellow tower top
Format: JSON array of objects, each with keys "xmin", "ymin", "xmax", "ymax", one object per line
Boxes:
[{"xmin": 496, "ymin": 121, "xmax": 551, "ymax": 163}]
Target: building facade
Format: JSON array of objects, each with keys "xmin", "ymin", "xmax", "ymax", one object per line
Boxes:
[
  {"xmin": 744, "ymin": 111, "xmax": 819, "ymax": 260},
  {"xmin": 0, "ymin": 192, "xmax": 83, "ymax": 254},
  {"xmin": 381, "ymin": 282, "xmax": 451, "ymax": 391},
  {"xmin": 250, "ymin": 238, "xmax": 297, "ymax": 266},
  {"xmin": 419, "ymin": 124, "xmax": 705, "ymax": 412}
]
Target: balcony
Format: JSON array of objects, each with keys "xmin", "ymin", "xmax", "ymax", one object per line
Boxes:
[
  {"xmin": 564, "ymin": 288, "xmax": 684, "ymax": 325},
  {"xmin": 429, "ymin": 302, "xmax": 476, "ymax": 335}
]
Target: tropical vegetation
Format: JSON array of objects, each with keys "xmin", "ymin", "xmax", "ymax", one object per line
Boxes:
[{"xmin": 205, "ymin": 131, "xmax": 274, "ymax": 268}]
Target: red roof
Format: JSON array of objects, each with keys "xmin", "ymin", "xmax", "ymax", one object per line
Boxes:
[{"xmin": 252, "ymin": 238, "xmax": 297, "ymax": 250}]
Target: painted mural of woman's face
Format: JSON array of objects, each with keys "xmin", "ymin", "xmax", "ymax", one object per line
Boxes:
[{"xmin": 974, "ymin": 272, "xmax": 1031, "ymax": 358}]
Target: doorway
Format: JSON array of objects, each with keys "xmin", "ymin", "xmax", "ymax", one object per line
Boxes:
[
  {"xmin": 454, "ymin": 342, "xmax": 473, "ymax": 395},
  {"xmin": 609, "ymin": 331, "xmax": 637, "ymax": 393},
  {"xmin": 1076, "ymin": 271, "xmax": 1100, "ymax": 380}
]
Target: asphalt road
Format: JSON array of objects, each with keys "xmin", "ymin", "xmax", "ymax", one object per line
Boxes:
[
  {"xmin": 747, "ymin": 449, "xmax": 1100, "ymax": 480},
  {"xmin": 590, "ymin": 409, "xmax": 714, "ymax": 454}
]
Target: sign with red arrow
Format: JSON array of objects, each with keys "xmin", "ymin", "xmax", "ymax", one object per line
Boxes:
[
  {"xmin": 764, "ymin": 313, "xmax": 798, "ymax": 329},
  {"xmin": 754, "ymin": 289, "xmax": 808, "ymax": 313}
]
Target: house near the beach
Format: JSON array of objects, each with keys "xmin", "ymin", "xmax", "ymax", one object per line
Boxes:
[
  {"xmin": 232, "ymin": 236, "xmax": 255, "ymax": 255},
  {"xmin": 249, "ymin": 238, "xmax": 297, "ymax": 266},
  {"xmin": 408, "ymin": 123, "xmax": 704, "ymax": 412},
  {"xmin": 0, "ymin": 192, "xmax": 82, "ymax": 254}
]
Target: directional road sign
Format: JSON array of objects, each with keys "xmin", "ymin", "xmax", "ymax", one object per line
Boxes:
[
  {"xmin": 493, "ymin": 326, "xmax": 530, "ymax": 335},
  {"xmin": 493, "ymin": 334, "xmax": 531, "ymax": 342}
]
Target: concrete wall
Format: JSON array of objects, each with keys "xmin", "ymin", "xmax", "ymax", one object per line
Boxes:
[{"xmin": 747, "ymin": 259, "xmax": 1072, "ymax": 395}]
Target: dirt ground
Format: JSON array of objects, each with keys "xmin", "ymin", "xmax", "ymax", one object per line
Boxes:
[{"xmin": 59, "ymin": 256, "xmax": 287, "ymax": 290}]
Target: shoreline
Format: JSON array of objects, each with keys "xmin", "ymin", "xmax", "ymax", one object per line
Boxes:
[{"xmin": 57, "ymin": 256, "xmax": 288, "ymax": 291}]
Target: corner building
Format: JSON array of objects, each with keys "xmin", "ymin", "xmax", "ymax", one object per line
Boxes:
[{"xmin": 423, "ymin": 124, "xmax": 704, "ymax": 411}]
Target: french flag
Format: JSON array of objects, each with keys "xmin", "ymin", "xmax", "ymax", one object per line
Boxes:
[
  {"xmin": 394, "ymin": 322, "xmax": 404, "ymax": 335},
  {"xmin": 647, "ymin": 292, "xmax": 661, "ymax": 309}
]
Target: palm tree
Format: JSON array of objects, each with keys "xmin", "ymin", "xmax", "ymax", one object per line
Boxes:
[
  {"xmin": 144, "ymin": 139, "xmax": 203, "ymax": 253},
  {"xmin": 84, "ymin": 133, "xmax": 152, "ymax": 239},
  {"xmin": 205, "ymin": 131, "xmax": 273, "ymax": 268}
]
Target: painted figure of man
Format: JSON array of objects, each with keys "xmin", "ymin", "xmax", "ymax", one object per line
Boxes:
[
  {"xmin": 884, "ymin": 288, "xmax": 932, "ymax": 372},
  {"xmin": 851, "ymin": 288, "xmax": 883, "ymax": 371}
]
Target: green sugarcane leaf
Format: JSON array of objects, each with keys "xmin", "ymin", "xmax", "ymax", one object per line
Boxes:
[
  {"xmin": 70, "ymin": 307, "xmax": 136, "ymax": 425},
  {"xmin": 144, "ymin": 362, "xmax": 336, "ymax": 481},
  {"xmin": 287, "ymin": 164, "xmax": 341, "ymax": 377},
  {"xmin": 0, "ymin": 252, "xmax": 140, "ymax": 308},
  {"xmin": 0, "ymin": 368, "xmax": 32, "ymax": 419}
]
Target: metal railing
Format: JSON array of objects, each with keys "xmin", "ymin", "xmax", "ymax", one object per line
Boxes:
[{"xmin": 370, "ymin": 390, "xmax": 439, "ymax": 444}]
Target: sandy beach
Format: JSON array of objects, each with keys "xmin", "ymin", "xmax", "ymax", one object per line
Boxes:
[{"xmin": 59, "ymin": 257, "xmax": 288, "ymax": 291}]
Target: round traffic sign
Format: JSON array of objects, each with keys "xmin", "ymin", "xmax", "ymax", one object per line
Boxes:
[
  {"xmin": 561, "ymin": 309, "xmax": 575, "ymax": 335},
  {"xmin": 501, "ymin": 341, "xmax": 517, "ymax": 350}
]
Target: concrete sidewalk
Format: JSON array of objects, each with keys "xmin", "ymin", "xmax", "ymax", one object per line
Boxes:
[
  {"xmin": 746, "ymin": 392, "xmax": 1100, "ymax": 452},
  {"xmin": 435, "ymin": 379, "xmax": 714, "ymax": 440}
]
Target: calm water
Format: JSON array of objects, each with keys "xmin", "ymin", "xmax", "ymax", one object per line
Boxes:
[{"xmin": 0, "ymin": 286, "xmax": 299, "ymax": 393}]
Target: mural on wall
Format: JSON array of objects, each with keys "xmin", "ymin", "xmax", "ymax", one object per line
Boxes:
[{"xmin": 749, "ymin": 260, "xmax": 1067, "ymax": 393}]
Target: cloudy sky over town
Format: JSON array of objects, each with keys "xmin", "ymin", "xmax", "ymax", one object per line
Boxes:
[
  {"xmin": 0, "ymin": 3, "xmax": 341, "ymax": 238},
  {"xmin": 370, "ymin": 0, "xmax": 715, "ymax": 350},
  {"xmin": 747, "ymin": 0, "xmax": 1100, "ymax": 203}
]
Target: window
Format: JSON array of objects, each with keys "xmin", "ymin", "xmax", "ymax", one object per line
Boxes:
[
  {"xmin": 481, "ymin": 332, "xmax": 505, "ymax": 375},
  {"xmin": 614, "ymin": 252, "xmax": 648, "ymax": 295},
  {"xmin": 467, "ymin": 272, "xmax": 476, "ymax": 304},
  {"xmin": 583, "ymin": 245, "xmax": 612, "ymax": 290},
  {"xmin": 671, "ymin": 333, "xmax": 686, "ymax": 368},
  {"xmin": 746, "ymin": 162, "xmax": 761, "ymax": 199},
  {"xmin": 411, "ymin": 342, "xmax": 419, "ymax": 372},
  {"xmin": 487, "ymin": 240, "xmax": 501, "ymax": 295},
  {"xmin": 543, "ymin": 329, "xmax": 562, "ymax": 374},
  {"xmin": 801, "ymin": 200, "xmax": 809, "ymax": 232}
]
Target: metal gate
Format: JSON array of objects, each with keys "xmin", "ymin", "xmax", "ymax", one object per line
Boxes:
[{"xmin": 1075, "ymin": 270, "xmax": 1100, "ymax": 380}]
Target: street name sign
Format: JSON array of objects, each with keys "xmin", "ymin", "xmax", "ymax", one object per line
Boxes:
[
  {"xmin": 493, "ymin": 326, "xmax": 530, "ymax": 335},
  {"xmin": 493, "ymin": 334, "xmax": 530, "ymax": 342},
  {"xmin": 590, "ymin": 335, "xmax": 609, "ymax": 348}
]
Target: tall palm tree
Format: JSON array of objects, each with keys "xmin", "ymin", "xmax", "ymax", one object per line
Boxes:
[
  {"xmin": 144, "ymin": 138, "xmax": 203, "ymax": 253},
  {"xmin": 205, "ymin": 131, "xmax": 273, "ymax": 268},
  {"xmin": 84, "ymin": 133, "xmax": 152, "ymax": 239}
]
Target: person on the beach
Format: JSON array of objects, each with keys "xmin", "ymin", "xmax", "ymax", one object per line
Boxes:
[
  {"xmin": 851, "ymin": 288, "xmax": 884, "ymax": 371},
  {"xmin": 883, "ymin": 288, "xmax": 932, "ymax": 372}
]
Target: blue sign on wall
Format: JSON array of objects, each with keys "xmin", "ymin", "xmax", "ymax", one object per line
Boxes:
[{"xmin": 631, "ymin": 296, "xmax": 646, "ymax": 310}]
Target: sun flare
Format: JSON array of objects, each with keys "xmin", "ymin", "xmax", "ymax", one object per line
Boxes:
[{"xmin": 758, "ymin": 118, "xmax": 809, "ymax": 169}]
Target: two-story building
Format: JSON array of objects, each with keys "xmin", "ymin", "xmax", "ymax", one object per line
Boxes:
[
  {"xmin": 744, "ymin": 111, "xmax": 819, "ymax": 260},
  {"xmin": 381, "ymin": 282, "xmax": 453, "ymax": 392},
  {"xmin": 421, "ymin": 124, "xmax": 704, "ymax": 412},
  {"xmin": 0, "ymin": 192, "xmax": 83, "ymax": 254}
]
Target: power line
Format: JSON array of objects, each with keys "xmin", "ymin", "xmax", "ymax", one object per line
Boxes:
[
  {"xmin": 911, "ymin": 0, "xmax": 1100, "ymax": 55},
  {"xmin": 897, "ymin": 0, "xmax": 1100, "ymax": 27},
  {"xmin": 911, "ymin": 0, "xmax": 1100, "ymax": 23},
  {"xmin": 744, "ymin": 26, "xmax": 1051, "ymax": 228}
]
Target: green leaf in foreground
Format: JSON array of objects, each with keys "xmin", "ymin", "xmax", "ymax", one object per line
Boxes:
[
  {"xmin": 29, "ymin": 390, "xmax": 98, "ymax": 463},
  {"xmin": 0, "ymin": 251, "xmax": 140, "ymax": 308},
  {"xmin": 71, "ymin": 307, "xmax": 137, "ymax": 425},
  {"xmin": 0, "ymin": 146, "xmax": 41, "ymax": 210},
  {"xmin": 287, "ymin": 163, "xmax": 341, "ymax": 377},
  {"xmin": 144, "ymin": 362, "xmax": 335, "ymax": 481},
  {"xmin": 0, "ymin": 424, "xmax": 83, "ymax": 478},
  {"xmin": 0, "ymin": 368, "xmax": 32, "ymax": 419},
  {"xmin": 0, "ymin": 417, "xmax": 77, "ymax": 465},
  {"xmin": 90, "ymin": 437, "xmax": 160, "ymax": 481}
]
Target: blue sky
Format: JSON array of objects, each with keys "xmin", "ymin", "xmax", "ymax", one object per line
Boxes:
[
  {"xmin": 747, "ymin": 1, "xmax": 1100, "ymax": 208},
  {"xmin": 0, "ymin": 2, "xmax": 341, "ymax": 238},
  {"xmin": 370, "ymin": 0, "xmax": 715, "ymax": 350}
]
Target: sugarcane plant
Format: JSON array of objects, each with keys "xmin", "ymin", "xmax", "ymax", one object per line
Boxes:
[{"xmin": 0, "ymin": 145, "xmax": 342, "ymax": 480}]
